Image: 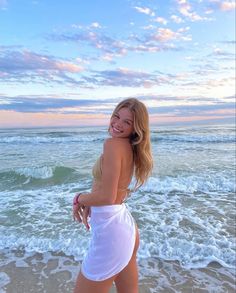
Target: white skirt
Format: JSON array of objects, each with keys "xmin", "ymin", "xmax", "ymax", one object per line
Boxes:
[{"xmin": 81, "ymin": 203, "xmax": 136, "ymax": 281}]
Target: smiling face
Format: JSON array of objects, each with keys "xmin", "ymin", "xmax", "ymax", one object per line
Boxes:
[{"xmin": 109, "ymin": 107, "xmax": 134, "ymax": 139}]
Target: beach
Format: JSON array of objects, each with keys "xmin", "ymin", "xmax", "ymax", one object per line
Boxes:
[
  {"xmin": 0, "ymin": 125, "xmax": 235, "ymax": 292},
  {"xmin": 1, "ymin": 250, "xmax": 235, "ymax": 293}
]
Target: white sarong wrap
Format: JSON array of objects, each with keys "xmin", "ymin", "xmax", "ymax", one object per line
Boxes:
[{"xmin": 81, "ymin": 203, "xmax": 136, "ymax": 281}]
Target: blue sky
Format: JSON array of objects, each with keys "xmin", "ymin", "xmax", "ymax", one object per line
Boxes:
[{"xmin": 0, "ymin": 0, "xmax": 235, "ymax": 127}]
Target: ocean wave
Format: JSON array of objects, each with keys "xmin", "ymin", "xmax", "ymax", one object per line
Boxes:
[
  {"xmin": 138, "ymin": 174, "xmax": 235, "ymax": 194},
  {"xmin": 0, "ymin": 131, "xmax": 235, "ymax": 144},
  {"xmin": 17, "ymin": 166, "xmax": 55, "ymax": 179},
  {"xmin": 151, "ymin": 134, "xmax": 235, "ymax": 143},
  {"xmin": 1, "ymin": 169, "xmax": 234, "ymax": 193},
  {"xmin": 0, "ymin": 233, "xmax": 234, "ymax": 270},
  {"xmin": 140, "ymin": 237, "xmax": 235, "ymax": 269},
  {"xmin": 0, "ymin": 166, "xmax": 78, "ymax": 188},
  {"xmin": 0, "ymin": 135, "xmax": 105, "ymax": 144}
]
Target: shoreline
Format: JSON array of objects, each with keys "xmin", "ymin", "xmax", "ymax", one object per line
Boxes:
[{"xmin": 0, "ymin": 249, "xmax": 235, "ymax": 293}]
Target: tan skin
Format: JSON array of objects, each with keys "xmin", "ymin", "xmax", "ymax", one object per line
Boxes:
[{"xmin": 73, "ymin": 107, "xmax": 140, "ymax": 293}]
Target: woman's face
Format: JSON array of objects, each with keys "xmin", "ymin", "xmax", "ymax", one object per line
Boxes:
[{"xmin": 109, "ymin": 107, "xmax": 134, "ymax": 139}]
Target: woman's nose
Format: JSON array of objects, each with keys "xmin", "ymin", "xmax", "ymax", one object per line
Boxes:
[{"xmin": 114, "ymin": 121, "xmax": 122, "ymax": 129}]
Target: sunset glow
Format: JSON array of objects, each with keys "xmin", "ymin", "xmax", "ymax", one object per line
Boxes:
[{"xmin": 0, "ymin": 0, "xmax": 235, "ymax": 128}]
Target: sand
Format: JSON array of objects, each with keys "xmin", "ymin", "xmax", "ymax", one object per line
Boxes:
[{"xmin": 0, "ymin": 250, "xmax": 235, "ymax": 293}]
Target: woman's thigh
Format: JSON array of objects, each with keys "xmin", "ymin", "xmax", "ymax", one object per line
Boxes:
[
  {"xmin": 114, "ymin": 255, "xmax": 139, "ymax": 293},
  {"xmin": 74, "ymin": 271, "xmax": 116, "ymax": 293},
  {"xmin": 114, "ymin": 225, "xmax": 140, "ymax": 293}
]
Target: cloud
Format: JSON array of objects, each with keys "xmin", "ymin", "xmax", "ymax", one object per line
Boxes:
[
  {"xmin": 90, "ymin": 22, "xmax": 102, "ymax": 29},
  {"xmin": 209, "ymin": 0, "xmax": 236, "ymax": 11},
  {"xmin": 0, "ymin": 95, "xmax": 110, "ymax": 114},
  {"xmin": 153, "ymin": 17, "xmax": 168, "ymax": 25},
  {"xmin": 150, "ymin": 27, "xmax": 191, "ymax": 42},
  {"xmin": 210, "ymin": 0, "xmax": 236, "ymax": 11},
  {"xmin": 176, "ymin": 0, "xmax": 212, "ymax": 21},
  {"xmin": 220, "ymin": 40, "xmax": 236, "ymax": 45},
  {"xmin": 49, "ymin": 20, "xmax": 191, "ymax": 62},
  {"xmin": 49, "ymin": 31, "xmax": 126, "ymax": 61},
  {"xmin": 1, "ymin": 46, "xmax": 232, "ymax": 90},
  {"xmin": 204, "ymin": 8, "xmax": 214, "ymax": 15},
  {"xmin": 126, "ymin": 28, "xmax": 189, "ymax": 53},
  {"xmin": 1, "ymin": 94, "xmax": 234, "ymax": 122},
  {"xmin": 142, "ymin": 25, "xmax": 156, "ymax": 30},
  {"xmin": 134, "ymin": 6, "xmax": 155, "ymax": 16},
  {"xmin": 71, "ymin": 22, "xmax": 102, "ymax": 30},
  {"xmin": 0, "ymin": 49, "xmax": 84, "ymax": 85},
  {"xmin": 223, "ymin": 95, "xmax": 235, "ymax": 100},
  {"xmin": 152, "ymin": 28, "xmax": 178, "ymax": 42},
  {"xmin": 208, "ymin": 48, "xmax": 235, "ymax": 61},
  {"xmin": 0, "ymin": 52, "xmax": 181, "ymax": 89},
  {"xmin": 220, "ymin": 1, "xmax": 236, "ymax": 11},
  {"xmin": 134, "ymin": 94, "xmax": 227, "ymax": 103},
  {"xmin": 178, "ymin": 75, "xmax": 235, "ymax": 93},
  {"xmin": 128, "ymin": 43, "xmax": 179, "ymax": 53},
  {"xmin": 0, "ymin": 50, "xmax": 84, "ymax": 72},
  {"xmin": 171, "ymin": 15, "xmax": 184, "ymax": 23},
  {"xmin": 148, "ymin": 101, "xmax": 235, "ymax": 117},
  {"xmin": 89, "ymin": 68, "xmax": 174, "ymax": 88}
]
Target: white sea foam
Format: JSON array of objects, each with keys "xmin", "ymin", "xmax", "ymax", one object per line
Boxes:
[
  {"xmin": 0, "ymin": 182, "xmax": 235, "ymax": 269},
  {"xmin": 0, "ymin": 134, "xmax": 106, "ymax": 144},
  {"xmin": 0, "ymin": 272, "xmax": 10, "ymax": 293},
  {"xmin": 16, "ymin": 166, "xmax": 55, "ymax": 179},
  {"xmin": 0, "ymin": 128, "xmax": 234, "ymax": 144},
  {"xmin": 137, "ymin": 173, "xmax": 235, "ymax": 194},
  {"xmin": 0, "ymin": 227, "xmax": 234, "ymax": 269}
]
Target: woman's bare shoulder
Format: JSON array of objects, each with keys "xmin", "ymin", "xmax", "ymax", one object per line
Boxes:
[
  {"xmin": 103, "ymin": 138, "xmax": 131, "ymax": 159},
  {"xmin": 103, "ymin": 137, "xmax": 130, "ymax": 149}
]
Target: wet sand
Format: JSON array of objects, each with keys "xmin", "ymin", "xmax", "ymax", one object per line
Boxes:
[{"xmin": 0, "ymin": 250, "xmax": 235, "ymax": 293}]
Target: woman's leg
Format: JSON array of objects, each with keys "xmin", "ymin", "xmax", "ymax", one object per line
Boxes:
[
  {"xmin": 114, "ymin": 226, "xmax": 140, "ymax": 293},
  {"xmin": 74, "ymin": 271, "xmax": 116, "ymax": 293}
]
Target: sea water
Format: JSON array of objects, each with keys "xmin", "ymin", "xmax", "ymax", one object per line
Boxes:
[{"xmin": 0, "ymin": 124, "xmax": 235, "ymax": 277}]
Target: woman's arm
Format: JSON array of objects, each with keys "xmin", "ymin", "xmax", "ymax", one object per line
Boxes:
[{"xmin": 78, "ymin": 138, "xmax": 122, "ymax": 206}]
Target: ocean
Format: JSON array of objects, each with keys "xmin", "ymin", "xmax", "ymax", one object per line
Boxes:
[{"xmin": 0, "ymin": 124, "xmax": 235, "ymax": 292}]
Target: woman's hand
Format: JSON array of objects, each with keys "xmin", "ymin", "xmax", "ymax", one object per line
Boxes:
[
  {"xmin": 73, "ymin": 193, "xmax": 91, "ymax": 230},
  {"xmin": 82, "ymin": 206, "xmax": 91, "ymax": 231},
  {"xmin": 73, "ymin": 193, "xmax": 84, "ymax": 223}
]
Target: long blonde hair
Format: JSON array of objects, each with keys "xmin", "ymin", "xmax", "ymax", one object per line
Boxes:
[{"xmin": 111, "ymin": 98, "xmax": 153, "ymax": 190}]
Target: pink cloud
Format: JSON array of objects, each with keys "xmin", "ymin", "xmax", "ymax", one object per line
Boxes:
[
  {"xmin": 1, "ymin": 108, "xmax": 233, "ymax": 128},
  {"xmin": 151, "ymin": 27, "xmax": 191, "ymax": 42},
  {"xmin": 220, "ymin": 1, "xmax": 235, "ymax": 11},
  {"xmin": 0, "ymin": 110, "xmax": 110, "ymax": 128},
  {"xmin": 177, "ymin": 0, "xmax": 211, "ymax": 21},
  {"xmin": 55, "ymin": 61, "xmax": 83, "ymax": 73},
  {"xmin": 153, "ymin": 28, "xmax": 178, "ymax": 42}
]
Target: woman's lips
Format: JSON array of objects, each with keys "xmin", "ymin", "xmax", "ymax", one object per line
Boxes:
[{"xmin": 112, "ymin": 126, "xmax": 122, "ymax": 133}]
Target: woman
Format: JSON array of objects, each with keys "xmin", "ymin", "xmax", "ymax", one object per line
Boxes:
[{"xmin": 73, "ymin": 98, "xmax": 153, "ymax": 293}]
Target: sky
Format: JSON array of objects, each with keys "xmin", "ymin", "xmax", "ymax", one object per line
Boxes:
[{"xmin": 0, "ymin": 0, "xmax": 235, "ymax": 128}]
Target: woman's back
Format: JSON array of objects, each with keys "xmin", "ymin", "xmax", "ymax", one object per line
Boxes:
[{"xmin": 91, "ymin": 137, "xmax": 134, "ymax": 204}]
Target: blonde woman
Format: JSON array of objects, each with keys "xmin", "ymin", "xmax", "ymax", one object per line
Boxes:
[{"xmin": 73, "ymin": 98, "xmax": 153, "ymax": 293}]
